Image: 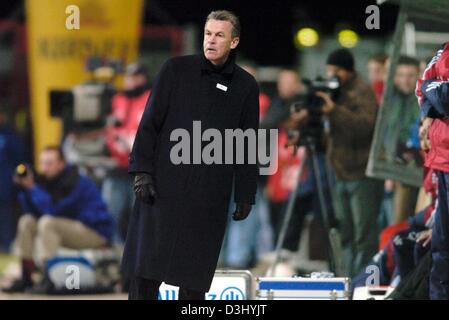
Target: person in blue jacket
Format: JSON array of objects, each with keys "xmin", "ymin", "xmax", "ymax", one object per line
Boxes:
[
  {"xmin": 0, "ymin": 108, "xmax": 27, "ymax": 252},
  {"xmin": 1, "ymin": 146, "xmax": 114, "ymax": 294}
]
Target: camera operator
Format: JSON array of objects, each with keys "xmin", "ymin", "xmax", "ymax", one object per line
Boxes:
[{"xmin": 317, "ymin": 49, "xmax": 383, "ymax": 277}]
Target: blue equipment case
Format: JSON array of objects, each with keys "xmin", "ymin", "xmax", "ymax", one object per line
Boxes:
[{"xmin": 256, "ymin": 276, "xmax": 350, "ymax": 300}]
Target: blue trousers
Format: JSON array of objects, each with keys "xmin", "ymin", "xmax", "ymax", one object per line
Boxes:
[
  {"xmin": 102, "ymin": 172, "xmax": 134, "ymax": 245},
  {"xmin": 0, "ymin": 200, "xmax": 15, "ymax": 251},
  {"xmin": 222, "ymin": 185, "xmax": 273, "ymax": 268},
  {"xmin": 430, "ymin": 171, "xmax": 449, "ymax": 300}
]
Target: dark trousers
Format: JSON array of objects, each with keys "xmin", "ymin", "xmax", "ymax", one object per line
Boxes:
[
  {"xmin": 268, "ymin": 153, "xmax": 335, "ymax": 255},
  {"xmin": 269, "ymin": 195, "xmax": 320, "ymax": 251},
  {"xmin": 430, "ymin": 171, "xmax": 449, "ymax": 300},
  {"xmin": 393, "ymin": 227, "xmax": 427, "ymax": 280},
  {"xmin": 128, "ymin": 276, "xmax": 206, "ymax": 300},
  {"xmin": 333, "ymin": 177, "xmax": 384, "ymax": 277}
]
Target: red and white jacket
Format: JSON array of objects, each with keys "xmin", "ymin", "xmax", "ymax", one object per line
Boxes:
[
  {"xmin": 416, "ymin": 42, "xmax": 449, "ymax": 173},
  {"xmin": 105, "ymin": 90, "xmax": 151, "ymax": 168}
]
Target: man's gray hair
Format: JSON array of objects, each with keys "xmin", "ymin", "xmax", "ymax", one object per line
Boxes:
[{"xmin": 206, "ymin": 10, "xmax": 241, "ymax": 38}]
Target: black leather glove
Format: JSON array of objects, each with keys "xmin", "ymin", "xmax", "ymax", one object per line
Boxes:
[
  {"xmin": 134, "ymin": 173, "xmax": 157, "ymax": 204},
  {"xmin": 232, "ymin": 203, "xmax": 252, "ymax": 221}
]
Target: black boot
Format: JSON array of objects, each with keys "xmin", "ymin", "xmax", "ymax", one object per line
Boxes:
[
  {"xmin": 2, "ymin": 279, "xmax": 33, "ymax": 293},
  {"xmin": 178, "ymin": 287, "xmax": 206, "ymax": 300},
  {"xmin": 128, "ymin": 277, "xmax": 161, "ymax": 300},
  {"xmin": 1, "ymin": 259, "xmax": 35, "ymax": 293},
  {"xmin": 26, "ymin": 274, "xmax": 56, "ymax": 295}
]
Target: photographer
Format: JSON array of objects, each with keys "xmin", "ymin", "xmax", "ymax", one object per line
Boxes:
[
  {"xmin": 318, "ymin": 49, "xmax": 383, "ymax": 277},
  {"xmin": 2, "ymin": 146, "xmax": 114, "ymax": 294}
]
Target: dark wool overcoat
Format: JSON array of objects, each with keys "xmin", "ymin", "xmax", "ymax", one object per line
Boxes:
[{"xmin": 121, "ymin": 51, "xmax": 259, "ymax": 292}]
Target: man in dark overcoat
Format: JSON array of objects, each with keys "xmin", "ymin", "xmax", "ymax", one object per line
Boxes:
[{"xmin": 121, "ymin": 10, "xmax": 260, "ymax": 300}]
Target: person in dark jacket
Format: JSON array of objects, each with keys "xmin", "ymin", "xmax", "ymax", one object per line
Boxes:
[
  {"xmin": 121, "ymin": 10, "xmax": 259, "ymax": 300},
  {"xmin": 2, "ymin": 146, "xmax": 114, "ymax": 293},
  {"xmin": 318, "ymin": 49, "xmax": 384, "ymax": 278}
]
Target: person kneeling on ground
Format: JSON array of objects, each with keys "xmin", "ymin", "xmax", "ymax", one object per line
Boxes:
[{"xmin": 2, "ymin": 146, "xmax": 114, "ymax": 294}]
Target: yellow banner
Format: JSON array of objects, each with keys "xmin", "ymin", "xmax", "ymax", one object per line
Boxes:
[{"xmin": 26, "ymin": 0, "xmax": 143, "ymax": 162}]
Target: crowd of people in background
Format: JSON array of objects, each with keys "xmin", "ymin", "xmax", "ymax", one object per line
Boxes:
[{"xmin": 1, "ymin": 43, "xmax": 449, "ymax": 299}]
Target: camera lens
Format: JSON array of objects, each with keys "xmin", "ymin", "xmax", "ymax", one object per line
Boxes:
[{"xmin": 16, "ymin": 164, "xmax": 27, "ymax": 177}]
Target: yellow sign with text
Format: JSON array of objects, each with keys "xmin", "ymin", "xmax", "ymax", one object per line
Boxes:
[{"xmin": 26, "ymin": 0, "xmax": 143, "ymax": 162}]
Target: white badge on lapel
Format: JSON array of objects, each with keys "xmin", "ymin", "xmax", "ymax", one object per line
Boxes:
[{"xmin": 216, "ymin": 83, "xmax": 228, "ymax": 92}]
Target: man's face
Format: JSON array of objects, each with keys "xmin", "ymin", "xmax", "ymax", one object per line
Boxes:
[
  {"xmin": 203, "ymin": 19, "xmax": 239, "ymax": 66},
  {"xmin": 277, "ymin": 70, "xmax": 302, "ymax": 99},
  {"xmin": 123, "ymin": 74, "xmax": 147, "ymax": 91},
  {"xmin": 39, "ymin": 150, "xmax": 65, "ymax": 180},
  {"xmin": 394, "ymin": 64, "xmax": 419, "ymax": 95},
  {"xmin": 326, "ymin": 65, "xmax": 352, "ymax": 84},
  {"xmin": 367, "ymin": 60, "xmax": 386, "ymax": 83}
]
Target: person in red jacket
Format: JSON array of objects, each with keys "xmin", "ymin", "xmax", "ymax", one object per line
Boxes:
[
  {"xmin": 367, "ymin": 53, "xmax": 388, "ymax": 105},
  {"xmin": 416, "ymin": 42, "xmax": 449, "ymax": 300},
  {"xmin": 102, "ymin": 63, "xmax": 151, "ymax": 244}
]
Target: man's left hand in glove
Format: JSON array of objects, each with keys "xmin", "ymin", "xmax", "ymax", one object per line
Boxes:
[{"xmin": 134, "ymin": 173, "xmax": 157, "ymax": 204}]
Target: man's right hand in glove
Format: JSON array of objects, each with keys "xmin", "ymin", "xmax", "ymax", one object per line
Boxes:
[{"xmin": 134, "ymin": 173, "xmax": 157, "ymax": 204}]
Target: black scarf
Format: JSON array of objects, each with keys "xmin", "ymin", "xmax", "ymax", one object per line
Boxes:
[
  {"xmin": 37, "ymin": 166, "xmax": 80, "ymax": 203},
  {"xmin": 201, "ymin": 49, "xmax": 236, "ymax": 76}
]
